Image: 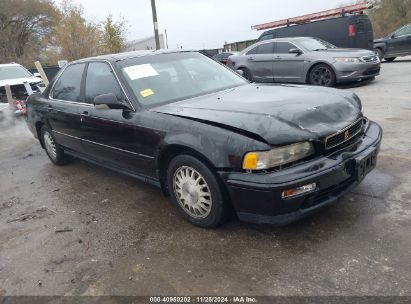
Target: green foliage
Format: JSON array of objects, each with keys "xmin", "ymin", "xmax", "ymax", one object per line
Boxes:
[
  {"xmin": 369, "ymin": 0, "xmax": 411, "ymax": 37},
  {"xmin": 0, "ymin": 0, "xmax": 128, "ymax": 66},
  {"xmin": 0, "ymin": 0, "xmax": 58, "ymax": 66},
  {"xmin": 54, "ymin": 0, "xmax": 103, "ymax": 61},
  {"xmin": 101, "ymin": 15, "xmax": 127, "ymax": 54}
]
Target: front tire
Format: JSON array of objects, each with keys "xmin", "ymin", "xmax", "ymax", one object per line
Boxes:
[
  {"xmin": 41, "ymin": 126, "xmax": 70, "ymax": 165},
  {"xmin": 308, "ymin": 64, "xmax": 336, "ymax": 87},
  {"xmin": 385, "ymin": 57, "xmax": 396, "ymax": 62},
  {"xmin": 240, "ymin": 67, "xmax": 253, "ymax": 82},
  {"xmin": 374, "ymin": 48, "xmax": 383, "ymax": 62},
  {"xmin": 167, "ymin": 155, "xmax": 226, "ymax": 228}
]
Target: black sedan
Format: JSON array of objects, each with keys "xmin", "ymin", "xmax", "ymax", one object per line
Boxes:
[
  {"xmin": 212, "ymin": 52, "xmax": 238, "ymax": 65},
  {"xmin": 26, "ymin": 50, "xmax": 382, "ymax": 228}
]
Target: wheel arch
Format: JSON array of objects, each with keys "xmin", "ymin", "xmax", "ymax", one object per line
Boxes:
[
  {"xmin": 35, "ymin": 121, "xmax": 45, "ymax": 148},
  {"xmin": 156, "ymin": 144, "xmax": 218, "ymax": 196}
]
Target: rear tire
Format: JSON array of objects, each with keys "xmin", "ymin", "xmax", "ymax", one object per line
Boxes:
[
  {"xmin": 41, "ymin": 126, "xmax": 70, "ymax": 165},
  {"xmin": 385, "ymin": 57, "xmax": 396, "ymax": 62},
  {"xmin": 166, "ymin": 155, "xmax": 226, "ymax": 228},
  {"xmin": 240, "ymin": 68, "xmax": 253, "ymax": 82},
  {"xmin": 308, "ymin": 63, "xmax": 336, "ymax": 87}
]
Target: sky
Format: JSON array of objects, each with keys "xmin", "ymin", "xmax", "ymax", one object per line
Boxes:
[{"xmin": 71, "ymin": 0, "xmax": 347, "ymax": 49}]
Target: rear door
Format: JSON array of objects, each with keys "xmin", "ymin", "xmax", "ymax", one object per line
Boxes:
[
  {"xmin": 48, "ymin": 63, "xmax": 89, "ymax": 152},
  {"xmin": 272, "ymin": 41, "xmax": 305, "ymax": 83},
  {"xmin": 80, "ymin": 61, "xmax": 156, "ymax": 178},
  {"xmin": 244, "ymin": 42, "xmax": 275, "ymax": 82}
]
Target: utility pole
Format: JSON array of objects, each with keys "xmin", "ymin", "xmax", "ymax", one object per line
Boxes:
[
  {"xmin": 165, "ymin": 29, "xmax": 169, "ymax": 49},
  {"xmin": 150, "ymin": 0, "xmax": 160, "ymax": 50}
]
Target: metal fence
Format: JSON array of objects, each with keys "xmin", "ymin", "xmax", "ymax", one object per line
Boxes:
[
  {"xmin": 29, "ymin": 66, "xmax": 60, "ymax": 82},
  {"xmin": 224, "ymin": 39, "xmax": 257, "ymax": 52}
]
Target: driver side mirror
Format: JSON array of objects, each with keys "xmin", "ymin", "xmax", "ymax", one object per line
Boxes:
[
  {"xmin": 289, "ymin": 48, "xmax": 302, "ymax": 55},
  {"xmin": 390, "ymin": 33, "xmax": 397, "ymax": 39},
  {"xmin": 94, "ymin": 93, "xmax": 131, "ymax": 110}
]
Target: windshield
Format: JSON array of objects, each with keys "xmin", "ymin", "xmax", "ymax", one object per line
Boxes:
[
  {"xmin": 0, "ymin": 65, "xmax": 32, "ymax": 81},
  {"xmin": 299, "ymin": 38, "xmax": 337, "ymax": 51},
  {"xmin": 120, "ymin": 52, "xmax": 247, "ymax": 107}
]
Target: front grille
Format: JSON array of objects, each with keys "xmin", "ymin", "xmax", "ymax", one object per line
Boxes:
[
  {"xmin": 361, "ymin": 55, "xmax": 379, "ymax": 63},
  {"xmin": 325, "ymin": 118, "xmax": 364, "ymax": 150},
  {"xmin": 362, "ymin": 68, "xmax": 380, "ymax": 76}
]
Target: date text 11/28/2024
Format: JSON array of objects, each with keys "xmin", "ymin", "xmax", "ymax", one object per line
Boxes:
[{"xmin": 149, "ymin": 296, "xmax": 257, "ymax": 303}]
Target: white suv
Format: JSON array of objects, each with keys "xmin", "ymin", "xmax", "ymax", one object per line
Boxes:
[{"xmin": 0, "ymin": 63, "xmax": 45, "ymax": 105}]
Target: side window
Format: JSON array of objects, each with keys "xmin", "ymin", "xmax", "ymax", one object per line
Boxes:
[
  {"xmin": 257, "ymin": 42, "xmax": 275, "ymax": 54},
  {"xmin": 276, "ymin": 42, "xmax": 296, "ymax": 54},
  {"xmin": 85, "ymin": 62, "xmax": 124, "ymax": 104},
  {"xmin": 246, "ymin": 45, "xmax": 259, "ymax": 55},
  {"xmin": 52, "ymin": 63, "xmax": 85, "ymax": 102},
  {"xmin": 394, "ymin": 25, "xmax": 411, "ymax": 37},
  {"xmin": 403, "ymin": 25, "xmax": 411, "ymax": 35}
]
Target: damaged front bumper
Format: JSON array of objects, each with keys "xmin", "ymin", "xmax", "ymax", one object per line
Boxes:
[{"xmin": 219, "ymin": 121, "xmax": 382, "ymax": 225}]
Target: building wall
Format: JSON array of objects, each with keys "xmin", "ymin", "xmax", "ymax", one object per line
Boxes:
[{"xmin": 126, "ymin": 34, "xmax": 165, "ymax": 51}]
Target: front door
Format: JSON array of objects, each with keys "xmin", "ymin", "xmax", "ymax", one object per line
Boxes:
[
  {"xmin": 80, "ymin": 61, "xmax": 157, "ymax": 178},
  {"xmin": 387, "ymin": 24, "xmax": 411, "ymax": 57},
  {"xmin": 47, "ymin": 63, "xmax": 89, "ymax": 153},
  {"xmin": 244, "ymin": 42, "xmax": 275, "ymax": 82},
  {"xmin": 272, "ymin": 42, "xmax": 305, "ymax": 83}
]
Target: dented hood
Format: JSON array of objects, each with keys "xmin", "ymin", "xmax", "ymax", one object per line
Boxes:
[{"xmin": 152, "ymin": 84, "xmax": 362, "ymax": 145}]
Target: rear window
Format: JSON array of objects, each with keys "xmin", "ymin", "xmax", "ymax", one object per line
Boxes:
[
  {"xmin": 247, "ymin": 42, "xmax": 275, "ymax": 55},
  {"xmin": 0, "ymin": 65, "xmax": 32, "ymax": 81}
]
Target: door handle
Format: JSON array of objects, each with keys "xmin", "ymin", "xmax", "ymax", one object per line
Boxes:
[
  {"xmin": 274, "ymin": 56, "xmax": 281, "ymax": 60},
  {"xmin": 47, "ymin": 105, "xmax": 52, "ymax": 112},
  {"xmin": 248, "ymin": 57, "xmax": 254, "ymax": 61}
]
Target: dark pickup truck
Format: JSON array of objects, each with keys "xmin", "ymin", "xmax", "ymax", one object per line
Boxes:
[{"xmin": 374, "ymin": 23, "xmax": 411, "ymax": 62}]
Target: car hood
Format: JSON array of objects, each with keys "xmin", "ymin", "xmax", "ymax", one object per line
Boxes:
[
  {"xmin": 0, "ymin": 77, "xmax": 42, "ymax": 87},
  {"xmin": 315, "ymin": 48, "xmax": 374, "ymax": 57},
  {"xmin": 152, "ymin": 84, "xmax": 362, "ymax": 145}
]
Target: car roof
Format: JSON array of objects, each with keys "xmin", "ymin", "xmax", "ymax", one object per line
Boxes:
[
  {"xmin": 73, "ymin": 49, "xmax": 198, "ymax": 64},
  {"xmin": 258, "ymin": 36, "xmax": 315, "ymax": 43},
  {"xmin": 0, "ymin": 63, "xmax": 22, "ymax": 67}
]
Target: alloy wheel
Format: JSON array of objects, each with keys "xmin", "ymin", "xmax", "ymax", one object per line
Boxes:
[
  {"xmin": 43, "ymin": 131, "xmax": 57, "ymax": 161},
  {"xmin": 311, "ymin": 66, "xmax": 333, "ymax": 86}
]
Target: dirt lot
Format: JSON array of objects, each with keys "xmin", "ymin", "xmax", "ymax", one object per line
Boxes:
[{"xmin": 1, "ymin": 58, "xmax": 410, "ymax": 296}]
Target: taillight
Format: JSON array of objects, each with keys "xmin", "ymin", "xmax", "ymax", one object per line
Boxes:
[{"xmin": 348, "ymin": 24, "xmax": 356, "ymax": 37}]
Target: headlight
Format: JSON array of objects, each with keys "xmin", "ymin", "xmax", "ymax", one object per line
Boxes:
[
  {"xmin": 334, "ymin": 57, "xmax": 361, "ymax": 63},
  {"xmin": 242, "ymin": 142, "xmax": 315, "ymax": 170}
]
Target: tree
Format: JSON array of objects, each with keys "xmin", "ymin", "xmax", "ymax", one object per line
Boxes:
[
  {"xmin": 54, "ymin": 0, "xmax": 102, "ymax": 61},
  {"xmin": 368, "ymin": 0, "xmax": 411, "ymax": 37},
  {"xmin": 101, "ymin": 15, "xmax": 127, "ymax": 54},
  {"xmin": 0, "ymin": 0, "xmax": 58, "ymax": 66}
]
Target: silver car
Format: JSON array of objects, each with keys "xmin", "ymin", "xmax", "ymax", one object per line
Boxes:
[{"xmin": 227, "ymin": 37, "xmax": 380, "ymax": 87}]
